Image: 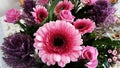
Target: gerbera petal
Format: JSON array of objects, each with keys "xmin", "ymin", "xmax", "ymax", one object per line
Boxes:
[
  {"xmin": 58, "ymin": 61, "xmax": 66, "ymax": 68},
  {"xmin": 69, "ymin": 54, "xmax": 78, "ymax": 62},
  {"xmin": 53, "ymin": 54, "xmax": 61, "ymax": 62},
  {"xmin": 48, "ymin": 54, "xmax": 56, "ymax": 65},
  {"xmin": 34, "ymin": 20, "xmax": 83, "ymax": 67},
  {"xmin": 36, "ymin": 36, "xmax": 42, "ymax": 41},
  {"xmin": 41, "ymin": 53, "xmax": 48, "ymax": 63}
]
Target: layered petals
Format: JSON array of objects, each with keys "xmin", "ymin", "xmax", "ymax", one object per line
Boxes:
[
  {"xmin": 32, "ymin": 5, "xmax": 48, "ymax": 24},
  {"xmin": 54, "ymin": 0, "xmax": 74, "ymax": 15},
  {"xmin": 73, "ymin": 18, "xmax": 96, "ymax": 35},
  {"xmin": 34, "ymin": 20, "xmax": 83, "ymax": 67}
]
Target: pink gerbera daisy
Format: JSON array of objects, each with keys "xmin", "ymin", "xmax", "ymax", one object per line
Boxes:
[
  {"xmin": 32, "ymin": 5, "xmax": 48, "ymax": 24},
  {"xmin": 34, "ymin": 20, "xmax": 83, "ymax": 67},
  {"xmin": 73, "ymin": 18, "xmax": 96, "ymax": 35},
  {"xmin": 54, "ymin": 0, "xmax": 74, "ymax": 15}
]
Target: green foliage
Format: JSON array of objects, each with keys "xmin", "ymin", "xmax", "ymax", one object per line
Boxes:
[
  {"xmin": 42, "ymin": 0, "xmax": 59, "ymax": 24},
  {"xmin": 82, "ymin": 32, "xmax": 120, "ymax": 68},
  {"xmin": 92, "ymin": 37, "xmax": 120, "ymax": 68}
]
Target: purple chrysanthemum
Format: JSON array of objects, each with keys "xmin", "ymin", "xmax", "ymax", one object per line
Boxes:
[
  {"xmin": 23, "ymin": 0, "xmax": 35, "ymax": 13},
  {"xmin": 87, "ymin": 0, "xmax": 116, "ymax": 26},
  {"xmin": 22, "ymin": 11, "xmax": 36, "ymax": 26},
  {"xmin": 2, "ymin": 33, "xmax": 36, "ymax": 68},
  {"xmin": 22, "ymin": 0, "xmax": 36, "ymax": 26}
]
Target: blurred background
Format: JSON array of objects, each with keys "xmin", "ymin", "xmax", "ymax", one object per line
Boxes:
[{"xmin": 0, "ymin": 0, "xmax": 21, "ymax": 17}]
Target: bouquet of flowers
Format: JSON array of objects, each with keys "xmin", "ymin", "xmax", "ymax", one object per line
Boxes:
[{"xmin": 2, "ymin": 0, "xmax": 120, "ymax": 68}]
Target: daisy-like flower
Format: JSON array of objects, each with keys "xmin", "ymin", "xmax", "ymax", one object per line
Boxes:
[
  {"xmin": 32, "ymin": 5, "xmax": 48, "ymax": 24},
  {"xmin": 54, "ymin": 0, "xmax": 74, "ymax": 15},
  {"xmin": 34, "ymin": 20, "xmax": 83, "ymax": 67},
  {"xmin": 73, "ymin": 18, "xmax": 96, "ymax": 35}
]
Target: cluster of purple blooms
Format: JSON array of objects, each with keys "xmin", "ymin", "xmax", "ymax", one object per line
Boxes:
[
  {"xmin": 87, "ymin": 0, "xmax": 117, "ymax": 25},
  {"xmin": 2, "ymin": 33, "xmax": 36, "ymax": 68}
]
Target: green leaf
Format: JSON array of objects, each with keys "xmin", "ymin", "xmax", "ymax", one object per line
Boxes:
[
  {"xmin": 17, "ymin": 21, "xmax": 26, "ymax": 31},
  {"xmin": 93, "ymin": 37, "xmax": 112, "ymax": 46},
  {"xmin": 48, "ymin": 0, "xmax": 59, "ymax": 20},
  {"xmin": 92, "ymin": 37, "xmax": 120, "ymax": 68},
  {"xmin": 103, "ymin": 59, "xmax": 109, "ymax": 68},
  {"xmin": 42, "ymin": 0, "xmax": 59, "ymax": 24}
]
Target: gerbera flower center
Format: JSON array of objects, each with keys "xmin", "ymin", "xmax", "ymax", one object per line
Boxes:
[
  {"xmin": 78, "ymin": 25, "xmax": 85, "ymax": 29},
  {"xmin": 40, "ymin": 14, "xmax": 45, "ymax": 19},
  {"xmin": 53, "ymin": 36, "xmax": 65, "ymax": 47}
]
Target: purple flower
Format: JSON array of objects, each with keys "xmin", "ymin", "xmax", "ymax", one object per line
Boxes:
[
  {"xmin": 87, "ymin": 0, "xmax": 116, "ymax": 25},
  {"xmin": 2, "ymin": 33, "xmax": 36, "ymax": 68},
  {"xmin": 22, "ymin": 0, "xmax": 36, "ymax": 26},
  {"xmin": 21, "ymin": 12, "xmax": 36, "ymax": 26},
  {"xmin": 103, "ymin": 14, "xmax": 117, "ymax": 25},
  {"xmin": 23, "ymin": 0, "xmax": 35, "ymax": 13},
  {"xmin": 5, "ymin": 8, "xmax": 20, "ymax": 23}
]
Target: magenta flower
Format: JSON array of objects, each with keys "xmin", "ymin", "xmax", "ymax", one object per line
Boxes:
[
  {"xmin": 112, "ymin": 50, "xmax": 117, "ymax": 56},
  {"xmin": 34, "ymin": 20, "xmax": 83, "ymax": 67},
  {"xmin": 36, "ymin": 0, "xmax": 49, "ymax": 5},
  {"xmin": 73, "ymin": 18, "xmax": 96, "ymax": 35},
  {"xmin": 32, "ymin": 5, "xmax": 48, "ymax": 24},
  {"xmin": 81, "ymin": 46, "xmax": 98, "ymax": 61},
  {"xmin": 58, "ymin": 10, "xmax": 75, "ymax": 22},
  {"xmin": 108, "ymin": 58, "xmax": 112, "ymax": 62},
  {"xmin": 108, "ymin": 49, "xmax": 112, "ymax": 53},
  {"xmin": 112, "ymin": 56, "xmax": 117, "ymax": 62},
  {"xmin": 81, "ymin": 46, "xmax": 98, "ymax": 68},
  {"xmin": 54, "ymin": 0, "xmax": 74, "ymax": 15},
  {"xmin": 85, "ymin": 60, "xmax": 98, "ymax": 68},
  {"xmin": 80, "ymin": 0, "xmax": 97, "ymax": 5},
  {"xmin": 5, "ymin": 8, "xmax": 20, "ymax": 23}
]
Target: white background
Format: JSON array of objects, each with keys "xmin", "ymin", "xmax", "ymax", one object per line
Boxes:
[{"xmin": 0, "ymin": 0, "xmax": 21, "ymax": 17}]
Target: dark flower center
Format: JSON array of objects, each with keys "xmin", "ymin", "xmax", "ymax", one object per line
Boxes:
[
  {"xmin": 40, "ymin": 14, "xmax": 45, "ymax": 19},
  {"xmin": 53, "ymin": 36, "xmax": 65, "ymax": 47},
  {"xmin": 78, "ymin": 25, "xmax": 85, "ymax": 29},
  {"xmin": 60, "ymin": 7, "xmax": 65, "ymax": 10}
]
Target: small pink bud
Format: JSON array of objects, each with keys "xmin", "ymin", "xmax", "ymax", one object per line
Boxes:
[
  {"xmin": 112, "ymin": 50, "xmax": 117, "ymax": 56},
  {"xmin": 108, "ymin": 49, "xmax": 112, "ymax": 53},
  {"xmin": 108, "ymin": 58, "xmax": 112, "ymax": 62},
  {"xmin": 112, "ymin": 56, "xmax": 117, "ymax": 62}
]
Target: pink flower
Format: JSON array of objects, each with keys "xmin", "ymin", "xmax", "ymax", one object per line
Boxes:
[
  {"xmin": 117, "ymin": 54, "xmax": 120, "ymax": 60},
  {"xmin": 108, "ymin": 49, "xmax": 112, "ymax": 53},
  {"xmin": 32, "ymin": 5, "xmax": 48, "ymax": 24},
  {"xmin": 108, "ymin": 58, "xmax": 112, "ymax": 62},
  {"xmin": 54, "ymin": 0, "xmax": 74, "ymax": 15},
  {"xmin": 85, "ymin": 60, "xmax": 98, "ymax": 68},
  {"xmin": 112, "ymin": 50, "xmax": 117, "ymax": 56},
  {"xmin": 36, "ymin": 0, "xmax": 49, "ymax": 5},
  {"xmin": 5, "ymin": 8, "xmax": 20, "ymax": 23},
  {"xmin": 116, "ymin": 61, "xmax": 120, "ymax": 64},
  {"xmin": 80, "ymin": 0, "xmax": 97, "ymax": 5},
  {"xmin": 112, "ymin": 56, "xmax": 117, "ymax": 62},
  {"xmin": 81, "ymin": 46, "xmax": 98, "ymax": 61},
  {"xmin": 58, "ymin": 10, "xmax": 75, "ymax": 22},
  {"xmin": 73, "ymin": 18, "xmax": 96, "ymax": 35},
  {"xmin": 34, "ymin": 20, "xmax": 83, "ymax": 67}
]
